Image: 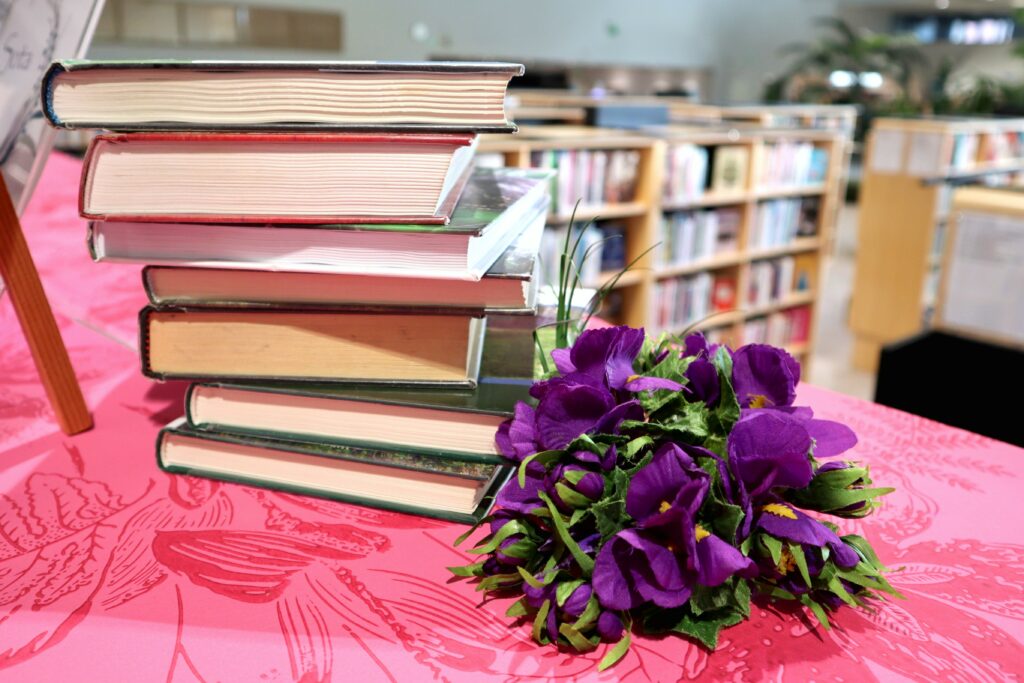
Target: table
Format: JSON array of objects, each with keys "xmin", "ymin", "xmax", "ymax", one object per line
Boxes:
[{"xmin": 1, "ymin": 153, "xmax": 1022, "ymax": 682}]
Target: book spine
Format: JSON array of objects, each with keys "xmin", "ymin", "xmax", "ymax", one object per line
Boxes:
[{"xmin": 40, "ymin": 62, "xmax": 68, "ymax": 129}]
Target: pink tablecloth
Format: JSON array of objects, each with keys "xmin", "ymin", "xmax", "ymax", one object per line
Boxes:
[{"xmin": 1, "ymin": 153, "xmax": 1022, "ymax": 682}]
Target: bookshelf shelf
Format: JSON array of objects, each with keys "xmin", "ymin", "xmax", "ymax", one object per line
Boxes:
[
  {"xmin": 548, "ymin": 201, "xmax": 647, "ymax": 224},
  {"xmin": 747, "ymin": 237, "xmax": 822, "ymax": 261},
  {"xmin": 592, "ymin": 269, "xmax": 645, "ymax": 290},
  {"xmin": 753, "ymin": 184, "xmax": 828, "ymax": 199},
  {"xmin": 655, "ymin": 252, "xmax": 745, "ymax": 278},
  {"xmin": 479, "ymin": 120, "xmax": 849, "ymax": 360},
  {"xmin": 662, "ymin": 192, "xmax": 749, "ymax": 211},
  {"xmin": 850, "ymin": 115, "xmax": 1024, "ymax": 371},
  {"xmin": 745, "ymin": 290, "xmax": 816, "ymax": 318}
]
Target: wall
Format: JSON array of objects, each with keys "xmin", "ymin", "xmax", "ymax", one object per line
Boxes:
[{"xmin": 89, "ymin": 0, "xmax": 843, "ymax": 102}]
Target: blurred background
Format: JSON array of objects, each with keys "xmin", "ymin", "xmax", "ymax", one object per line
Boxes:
[{"xmin": 59, "ymin": 0, "xmax": 1024, "ymax": 442}]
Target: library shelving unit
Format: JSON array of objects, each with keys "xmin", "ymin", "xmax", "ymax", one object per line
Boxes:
[
  {"xmin": 934, "ymin": 186, "xmax": 1024, "ymax": 350},
  {"xmin": 477, "ymin": 125, "xmax": 662, "ymax": 328},
  {"xmin": 648, "ymin": 126, "xmax": 845, "ymax": 366},
  {"xmin": 477, "ymin": 124, "xmax": 848, "ymax": 368},
  {"xmin": 849, "ymin": 116, "xmax": 1024, "ymax": 371}
]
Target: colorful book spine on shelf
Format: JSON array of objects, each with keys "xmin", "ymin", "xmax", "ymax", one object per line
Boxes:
[
  {"xmin": 659, "ymin": 207, "xmax": 741, "ymax": 266},
  {"xmin": 530, "ymin": 148, "xmax": 640, "ymax": 215},
  {"xmin": 747, "ymin": 257, "xmax": 796, "ymax": 309},
  {"xmin": 664, "ymin": 143, "xmax": 710, "ymax": 204},
  {"xmin": 760, "ymin": 141, "xmax": 828, "ymax": 187},
  {"xmin": 750, "ymin": 198, "xmax": 820, "ymax": 250},
  {"xmin": 743, "ymin": 305, "xmax": 811, "ymax": 348}
]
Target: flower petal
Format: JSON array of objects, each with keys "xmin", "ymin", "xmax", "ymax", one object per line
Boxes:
[
  {"xmin": 732, "ymin": 344, "xmax": 800, "ymax": 408},
  {"xmin": 728, "ymin": 411, "xmax": 814, "ymax": 500},
  {"xmin": 535, "ymin": 384, "xmax": 615, "ymax": 450},
  {"xmin": 696, "ymin": 534, "xmax": 757, "ymax": 586}
]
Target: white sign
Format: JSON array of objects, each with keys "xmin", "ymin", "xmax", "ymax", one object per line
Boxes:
[{"xmin": 0, "ymin": 0, "xmax": 104, "ymax": 215}]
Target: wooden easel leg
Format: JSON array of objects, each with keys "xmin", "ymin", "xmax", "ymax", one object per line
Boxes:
[{"xmin": 0, "ymin": 175, "xmax": 92, "ymax": 435}]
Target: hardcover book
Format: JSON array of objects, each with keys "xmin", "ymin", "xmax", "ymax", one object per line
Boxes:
[
  {"xmin": 139, "ymin": 307, "xmax": 487, "ymax": 387},
  {"xmin": 79, "ymin": 132, "xmax": 478, "ymax": 224},
  {"xmin": 43, "ymin": 60, "xmax": 523, "ymax": 133},
  {"xmin": 90, "ymin": 167, "xmax": 552, "ymax": 281},
  {"xmin": 186, "ymin": 378, "xmax": 531, "ymax": 461},
  {"xmin": 141, "ymin": 214, "xmax": 543, "ymax": 312},
  {"xmin": 158, "ymin": 419, "xmax": 510, "ymax": 524}
]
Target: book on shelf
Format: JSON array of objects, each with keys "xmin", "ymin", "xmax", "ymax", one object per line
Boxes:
[
  {"xmin": 140, "ymin": 307, "xmax": 487, "ymax": 387},
  {"xmin": 142, "ymin": 213, "xmax": 544, "ymax": 313},
  {"xmin": 44, "ymin": 60, "xmax": 523, "ymax": 132},
  {"xmin": 659, "ymin": 208, "xmax": 741, "ymax": 267},
  {"xmin": 80, "ymin": 132, "xmax": 478, "ymax": 224},
  {"xmin": 760, "ymin": 141, "xmax": 828, "ymax": 187},
  {"xmin": 584, "ymin": 103, "xmax": 669, "ymax": 129},
  {"xmin": 743, "ymin": 306, "xmax": 811, "ymax": 348},
  {"xmin": 792, "ymin": 253, "xmax": 817, "ymax": 293},
  {"xmin": 709, "ymin": 145, "xmax": 749, "ymax": 194},
  {"xmin": 711, "ymin": 274, "xmax": 738, "ymax": 312},
  {"xmin": 664, "ymin": 143, "xmax": 710, "ymax": 204},
  {"xmin": 751, "ymin": 199, "xmax": 820, "ymax": 250},
  {"xmin": 186, "ymin": 378, "xmax": 529, "ymax": 460},
  {"xmin": 158, "ymin": 419, "xmax": 510, "ymax": 524},
  {"xmin": 653, "ymin": 272, "xmax": 713, "ymax": 332},
  {"xmin": 748, "ymin": 257, "xmax": 796, "ymax": 309},
  {"xmin": 89, "ymin": 167, "xmax": 551, "ymax": 281},
  {"xmin": 530, "ymin": 148, "xmax": 640, "ymax": 215}
]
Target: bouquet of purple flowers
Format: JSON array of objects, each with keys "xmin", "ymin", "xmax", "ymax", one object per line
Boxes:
[{"xmin": 451, "ymin": 326, "xmax": 900, "ymax": 669}]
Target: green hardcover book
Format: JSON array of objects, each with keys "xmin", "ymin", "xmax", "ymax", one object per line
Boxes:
[
  {"xmin": 187, "ymin": 377, "xmax": 531, "ymax": 463},
  {"xmin": 157, "ymin": 419, "xmax": 510, "ymax": 524}
]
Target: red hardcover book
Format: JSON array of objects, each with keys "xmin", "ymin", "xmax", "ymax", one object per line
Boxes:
[{"xmin": 79, "ymin": 132, "xmax": 476, "ymax": 225}]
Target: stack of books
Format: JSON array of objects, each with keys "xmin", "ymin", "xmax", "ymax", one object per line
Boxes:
[{"xmin": 45, "ymin": 60, "xmax": 549, "ymax": 523}]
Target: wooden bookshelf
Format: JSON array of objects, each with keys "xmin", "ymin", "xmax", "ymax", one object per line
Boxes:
[
  {"xmin": 477, "ymin": 124, "xmax": 848, "ymax": 366},
  {"xmin": 849, "ymin": 116, "xmax": 1024, "ymax": 371}
]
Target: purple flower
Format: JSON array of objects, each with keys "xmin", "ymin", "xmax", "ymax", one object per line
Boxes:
[
  {"xmin": 562, "ymin": 583, "xmax": 592, "ymax": 618},
  {"xmin": 682, "ymin": 332, "xmax": 727, "ymax": 360},
  {"xmin": 751, "ymin": 406, "xmax": 858, "ymax": 459},
  {"xmin": 757, "ymin": 502, "xmax": 860, "ymax": 569},
  {"xmin": 495, "ymin": 387, "xmax": 642, "ymax": 461},
  {"xmin": 548, "ymin": 326, "xmax": 682, "ymax": 394},
  {"xmin": 732, "ymin": 344, "xmax": 800, "ymax": 409},
  {"xmin": 495, "ymin": 402, "xmax": 540, "ymax": 462},
  {"xmin": 728, "ymin": 411, "xmax": 814, "ymax": 502},
  {"xmin": 597, "ymin": 611, "xmax": 624, "ymax": 641},
  {"xmin": 694, "ymin": 524, "xmax": 757, "ymax": 585},
  {"xmin": 545, "ymin": 463, "xmax": 605, "ymax": 511},
  {"xmin": 593, "ymin": 528, "xmax": 693, "ymax": 610},
  {"xmin": 572, "ymin": 443, "xmax": 618, "ymax": 472},
  {"xmin": 494, "ymin": 462, "xmax": 545, "ymax": 515},
  {"xmin": 626, "ymin": 443, "xmax": 709, "ymax": 532},
  {"xmin": 683, "ymin": 357, "xmax": 720, "ymax": 407}
]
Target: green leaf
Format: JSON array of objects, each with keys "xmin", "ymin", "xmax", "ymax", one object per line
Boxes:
[
  {"xmin": 669, "ymin": 608, "xmax": 743, "ymax": 650},
  {"xmin": 559, "ymin": 623, "xmax": 598, "ymax": 652},
  {"xmin": 467, "ymin": 519, "xmax": 526, "ymax": 555},
  {"xmin": 539, "ymin": 492, "xmax": 595, "ymax": 575},
  {"xmin": 572, "ymin": 595, "xmax": 601, "ymax": 631},
  {"xmin": 517, "ymin": 566, "xmax": 545, "ymax": 589},
  {"xmin": 801, "ymin": 594, "xmax": 832, "ymax": 630},
  {"xmin": 447, "ymin": 561, "xmax": 486, "ymax": 578},
  {"xmin": 597, "ymin": 628, "xmax": 632, "ymax": 671},
  {"xmin": 734, "ymin": 579, "xmax": 752, "ymax": 618},
  {"xmin": 708, "ymin": 501, "xmax": 745, "ymax": 542},
  {"xmin": 556, "ymin": 579, "xmax": 585, "ymax": 607},
  {"xmin": 709, "ymin": 347, "xmax": 740, "ymax": 433},
  {"xmin": 554, "ymin": 482, "xmax": 592, "ymax": 509},
  {"xmin": 761, "ymin": 534, "xmax": 783, "ymax": 566},
  {"xmin": 827, "ymin": 576, "xmax": 859, "ymax": 607},
  {"xmin": 506, "ymin": 598, "xmax": 529, "ymax": 618},
  {"xmin": 789, "ymin": 543, "xmax": 813, "ymax": 588},
  {"xmin": 563, "ymin": 469, "xmax": 590, "ymax": 486},
  {"xmin": 533, "ymin": 599, "xmax": 552, "ymax": 644},
  {"xmin": 476, "ymin": 573, "xmax": 521, "ymax": 592},
  {"xmin": 624, "ymin": 435, "xmax": 654, "ymax": 459},
  {"xmin": 517, "ymin": 450, "xmax": 561, "ymax": 487},
  {"xmin": 569, "ymin": 507, "xmax": 589, "ymax": 527}
]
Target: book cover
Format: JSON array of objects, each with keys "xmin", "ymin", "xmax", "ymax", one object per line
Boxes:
[
  {"xmin": 139, "ymin": 307, "xmax": 487, "ymax": 387},
  {"xmin": 158, "ymin": 420, "xmax": 510, "ymax": 524},
  {"xmin": 43, "ymin": 59, "xmax": 524, "ymax": 133},
  {"xmin": 79, "ymin": 132, "xmax": 477, "ymax": 225}
]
